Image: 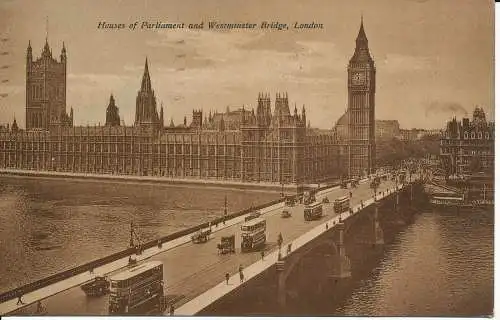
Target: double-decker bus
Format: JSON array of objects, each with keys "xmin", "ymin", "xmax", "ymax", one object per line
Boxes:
[
  {"xmin": 108, "ymin": 261, "xmax": 166, "ymax": 315},
  {"xmin": 333, "ymin": 196, "xmax": 350, "ymax": 214},
  {"xmin": 240, "ymin": 218, "xmax": 266, "ymax": 252},
  {"xmin": 304, "ymin": 202, "xmax": 323, "ymax": 221},
  {"xmin": 285, "ymin": 195, "xmax": 296, "ymax": 207}
]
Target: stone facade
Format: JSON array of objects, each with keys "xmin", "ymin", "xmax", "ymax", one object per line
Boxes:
[
  {"xmin": 440, "ymin": 107, "xmax": 494, "ymax": 176},
  {"xmin": 347, "ymin": 19, "xmax": 376, "ymax": 177}
]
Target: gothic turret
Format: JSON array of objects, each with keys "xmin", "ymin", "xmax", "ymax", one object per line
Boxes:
[
  {"xmin": 256, "ymin": 92, "xmax": 271, "ymax": 127},
  {"xmin": 135, "ymin": 58, "xmax": 160, "ymax": 128},
  {"xmin": 27, "ymin": 41, "xmax": 32, "ymax": 62},
  {"xmin": 160, "ymin": 103, "xmax": 164, "ymax": 128},
  {"xmin": 11, "ymin": 117, "xmax": 18, "ymax": 132},
  {"xmin": 42, "ymin": 38, "xmax": 52, "ymax": 59},
  {"xmin": 191, "ymin": 109, "xmax": 203, "ymax": 128},
  {"xmin": 60, "ymin": 42, "xmax": 67, "ymax": 63},
  {"xmin": 219, "ymin": 116, "xmax": 225, "ymax": 131},
  {"xmin": 105, "ymin": 94, "xmax": 121, "ymax": 126}
]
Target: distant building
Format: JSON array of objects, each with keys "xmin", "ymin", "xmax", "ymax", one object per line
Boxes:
[
  {"xmin": 399, "ymin": 129, "xmax": 419, "ymax": 141},
  {"xmin": 418, "ymin": 128, "xmax": 441, "ymax": 139},
  {"xmin": 375, "ymin": 120, "xmax": 400, "ymax": 140},
  {"xmin": 399, "ymin": 128, "xmax": 442, "ymax": 141},
  {"xmin": 440, "ymin": 107, "xmax": 494, "ymax": 176}
]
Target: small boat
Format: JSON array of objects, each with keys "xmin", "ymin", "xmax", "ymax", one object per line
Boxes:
[{"xmin": 80, "ymin": 276, "xmax": 110, "ymax": 297}]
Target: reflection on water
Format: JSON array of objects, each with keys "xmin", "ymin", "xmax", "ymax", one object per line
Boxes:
[
  {"xmin": 339, "ymin": 208, "xmax": 493, "ymax": 317},
  {"xmin": 0, "ymin": 176, "xmax": 279, "ymax": 292}
]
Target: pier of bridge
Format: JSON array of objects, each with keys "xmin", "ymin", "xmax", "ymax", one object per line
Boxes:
[{"xmin": 0, "ymin": 171, "xmax": 425, "ymax": 316}]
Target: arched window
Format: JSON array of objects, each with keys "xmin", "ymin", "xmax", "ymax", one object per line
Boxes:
[
  {"xmin": 471, "ymin": 132, "xmax": 475, "ymax": 139},
  {"xmin": 478, "ymin": 132, "xmax": 482, "ymax": 139},
  {"xmin": 464, "ymin": 132, "xmax": 468, "ymax": 139},
  {"xmin": 486, "ymin": 132, "xmax": 489, "ymax": 139}
]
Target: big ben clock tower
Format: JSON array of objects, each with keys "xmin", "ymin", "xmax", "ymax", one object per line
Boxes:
[{"xmin": 347, "ymin": 18, "xmax": 376, "ymax": 177}]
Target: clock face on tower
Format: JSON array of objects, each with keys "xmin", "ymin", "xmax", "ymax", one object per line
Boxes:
[{"xmin": 352, "ymin": 71, "xmax": 365, "ymax": 85}]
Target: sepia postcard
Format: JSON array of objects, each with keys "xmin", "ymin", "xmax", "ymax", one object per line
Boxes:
[{"xmin": 0, "ymin": 0, "xmax": 494, "ymax": 317}]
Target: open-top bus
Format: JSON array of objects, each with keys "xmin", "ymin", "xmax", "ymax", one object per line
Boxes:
[
  {"xmin": 240, "ymin": 218, "xmax": 266, "ymax": 252},
  {"xmin": 108, "ymin": 261, "xmax": 166, "ymax": 315},
  {"xmin": 333, "ymin": 195, "xmax": 350, "ymax": 214},
  {"xmin": 304, "ymin": 201, "xmax": 323, "ymax": 221}
]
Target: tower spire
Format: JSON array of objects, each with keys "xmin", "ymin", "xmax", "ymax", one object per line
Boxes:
[
  {"xmin": 42, "ymin": 18, "xmax": 51, "ymax": 58},
  {"xmin": 140, "ymin": 57, "xmax": 152, "ymax": 92},
  {"xmin": 356, "ymin": 16, "xmax": 367, "ymax": 44},
  {"xmin": 350, "ymin": 16, "xmax": 372, "ymax": 64}
]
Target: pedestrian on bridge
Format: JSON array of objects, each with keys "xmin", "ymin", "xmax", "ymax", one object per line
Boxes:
[
  {"xmin": 16, "ymin": 290, "xmax": 24, "ymax": 305},
  {"xmin": 239, "ymin": 265, "xmax": 245, "ymax": 283},
  {"xmin": 261, "ymin": 250, "xmax": 265, "ymax": 260},
  {"xmin": 287, "ymin": 243, "xmax": 292, "ymax": 254},
  {"xmin": 225, "ymin": 272, "xmax": 230, "ymax": 285},
  {"xmin": 36, "ymin": 300, "xmax": 45, "ymax": 314},
  {"xmin": 277, "ymin": 233, "xmax": 283, "ymax": 249},
  {"xmin": 169, "ymin": 304, "xmax": 175, "ymax": 316}
]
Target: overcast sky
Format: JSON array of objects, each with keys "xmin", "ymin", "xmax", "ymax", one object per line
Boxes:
[{"xmin": 0, "ymin": 0, "xmax": 494, "ymax": 129}]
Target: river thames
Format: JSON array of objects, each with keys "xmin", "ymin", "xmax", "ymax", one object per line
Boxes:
[
  {"xmin": 338, "ymin": 207, "xmax": 493, "ymax": 316},
  {"xmin": 0, "ymin": 176, "xmax": 494, "ymax": 316}
]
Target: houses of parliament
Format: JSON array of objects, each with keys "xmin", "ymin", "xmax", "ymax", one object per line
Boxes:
[{"xmin": 0, "ymin": 20, "xmax": 376, "ymax": 185}]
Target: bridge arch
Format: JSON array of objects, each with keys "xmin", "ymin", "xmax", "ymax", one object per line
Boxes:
[{"xmin": 277, "ymin": 224, "xmax": 351, "ymax": 310}]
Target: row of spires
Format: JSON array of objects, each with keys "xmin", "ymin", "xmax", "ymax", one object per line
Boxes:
[{"xmin": 27, "ymin": 38, "xmax": 67, "ymax": 62}]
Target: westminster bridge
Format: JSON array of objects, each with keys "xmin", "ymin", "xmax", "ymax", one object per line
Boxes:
[{"xmin": 0, "ymin": 170, "xmax": 425, "ymax": 316}]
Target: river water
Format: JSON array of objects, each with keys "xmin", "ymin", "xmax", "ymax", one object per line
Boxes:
[
  {"xmin": 0, "ymin": 176, "xmax": 494, "ymax": 316},
  {"xmin": 339, "ymin": 208, "xmax": 494, "ymax": 317}
]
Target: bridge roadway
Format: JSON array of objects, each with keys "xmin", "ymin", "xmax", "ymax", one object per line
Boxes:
[{"xmin": 2, "ymin": 176, "xmax": 401, "ymax": 316}]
